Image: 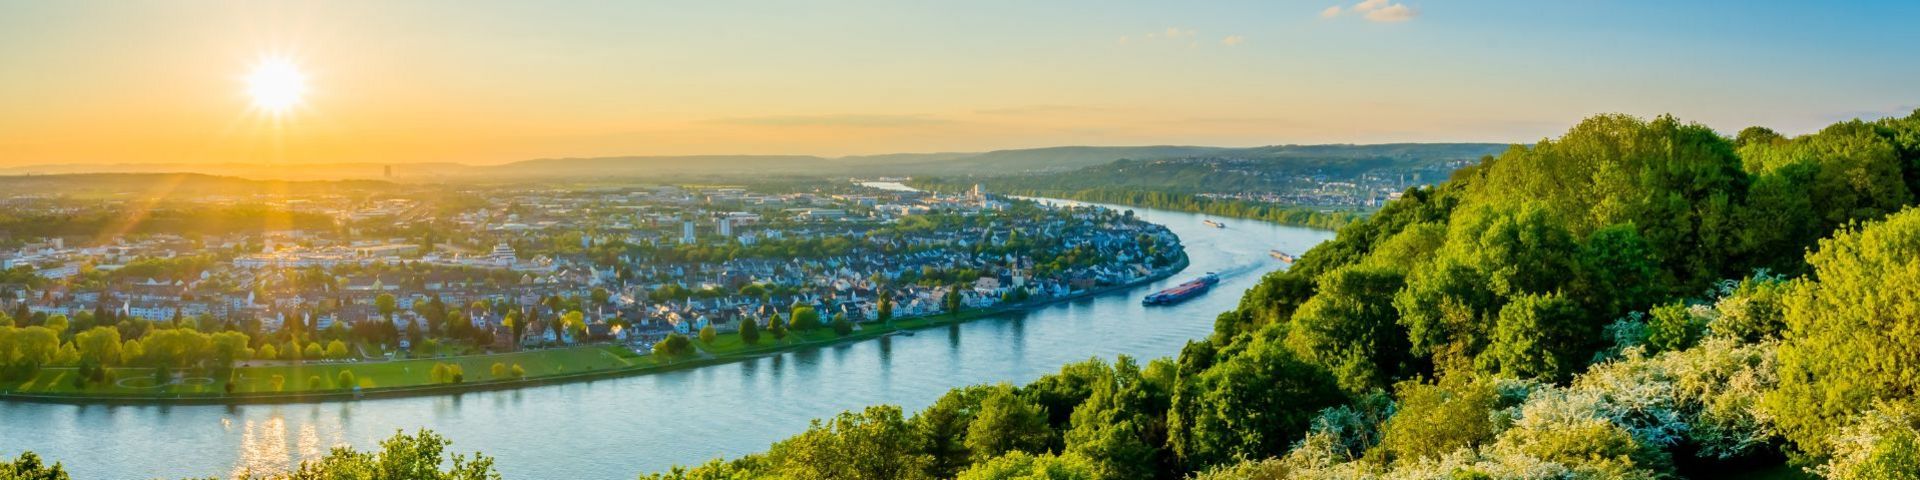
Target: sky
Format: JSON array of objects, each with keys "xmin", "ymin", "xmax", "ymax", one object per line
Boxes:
[{"xmin": 1, "ymin": 0, "xmax": 1917, "ymax": 166}]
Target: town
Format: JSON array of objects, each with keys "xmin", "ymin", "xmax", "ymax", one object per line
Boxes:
[{"xmin": 0, "ymin": 180, "xmax": 1185, "ymax": 396}]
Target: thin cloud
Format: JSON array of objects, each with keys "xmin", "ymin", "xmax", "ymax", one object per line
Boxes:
[
  {"xmin": 975, "ymin": 105, "xmax": 1108, "ymax": 116},
  {"xmin": 711, "ymin": 114, "xmax": 951, "ymax": 128},
  {"xmin": 1365, "ymin": 4, "xmax": 1417, "ymax": 22},
  {"xmin": 1324, "ymin": 0, "xmax": 1417, "ymax": 22},
  {"xmin": 1221, "ymin": 35, "xmax": 1246, "ymax": 46}
]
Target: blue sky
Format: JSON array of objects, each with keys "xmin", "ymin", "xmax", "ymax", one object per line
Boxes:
[{"xmin": 0, "ymin": 0, "xmax": 1916, "ymax": 163}]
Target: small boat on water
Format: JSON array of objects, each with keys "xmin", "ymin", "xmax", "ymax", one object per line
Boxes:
[
  {"xmin": 1202, "ymin": 219, "xmax": 1226, "ymax": 228},
  {"xmin": 1269, "ymin": 250, "xmax": 1295, "ymax": 263},
  {"xmin": 1143, "ymin": 273, "xmax": 1220, "ymax": 306}
]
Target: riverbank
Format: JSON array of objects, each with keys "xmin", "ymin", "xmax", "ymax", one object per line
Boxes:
[
  {"xmin": 902, "ymin": 181, "xmax": 1365, "ymax": 230},
  {"xmin": 0, "ymin": 253, "xmax": 1189, "ymax": 406}
]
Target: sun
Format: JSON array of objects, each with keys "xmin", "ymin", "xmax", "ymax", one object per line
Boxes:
[{"xmin": 245, "ymin": 57, "xmax": 308, "ymax": 114}]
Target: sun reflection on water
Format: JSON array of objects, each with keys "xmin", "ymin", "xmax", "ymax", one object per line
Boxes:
[{"xmin": 226, "ymin": 414, "xmax": 343, "ymax": 479}]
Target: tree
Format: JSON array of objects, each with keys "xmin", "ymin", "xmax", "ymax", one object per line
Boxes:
[
  {"xmin": 955, "ymin": 451, "xmax": 1097, "ymax": 480},
  {"xmin": 698, "ymin": 324, "xmax": 717, "ymax": 344},
  {"xmin": 42, "ymin": 314, "xmax": 68, "ymax": 336},
  {"xmin": 209, "ymin": 331, "xmax": 252, "ymax": 365},
  {"xmin": 768, "ymin": 405, "xmax": 932, "ymax": 480},
  {"xmin": 652, "ymin": 333, "xmax": 693, "ymax": 358},
  {"xmin": 1283, "ymin": 265, "xmax": 1410, "ymax": 394},
  {"xmin": 1644, "ymin": 302, "xmax": 1704, "ymax": 354},
  {"xmin": 912, "ymin": 385, "xmax": 998, "ymax": 478},
  {"xmin": 790, "ymin": 306, "xmax": 821, "ymax": 331},
  {"xmin": 1168, "ymin": 336, "xmax": 1346, "ymax": 470},
  {"xmin": 1479, "ymin": 292, "xmax": 1588, "ymax": 380},
  {"xmin": 326, "ymin": 340, "xmax": 351, "ymax": 360},
  {"xmin": 1767, "ymin": 208, "xmax": 1920, "ymax": 457},
  {"xmin": 831, "ymin": 313, "xmax": 854, "ymax": 336},
  {"xmin": 338, "ymin": 370, "xmax": 357, "ymax": 390},
  {"xmin": 877, "ymin": 294, "xmax": 894, "ymax": 324},
  {"xmin": 965, "ymin": 385, "xmax": 1053, "ymax": 462},
  {"xmin": 490, "ymin": 362, "xmax": 507, "ymax": 378},
  {"xmin": 375, "ymin": 294, "xmax": 398, "ymax": 321},
  {"xmin": 739, "ymin": 317, "xmax": 762, "ymax": 344},
  {"xmin": 769, "ymin": 313, "xmax": 789, "ymax": 340},
  {"xmin": 1376, "ymin": 375, "xmax": 1503, "ymax": 462},
  {"xmin": 1, "ymin": 451, "xmax": 70, "ymax": 480},
  {"xmin": 72, "ymin": 327, "xmax": 122, "ymax": 367},
  {"xmin": 302, "ymin": 342, "xmax": 324, "ymax": 360},
  {"xmin": 1064, "ymin": 357, "xmax": 1174, "ymax": 480},
  {"xmin": 268, "ymin": 429, "xmax": 498, "ymax": 480},
  {"xmin": 945, "ymin": 285, "xmax": 965, "ymax": 313}
]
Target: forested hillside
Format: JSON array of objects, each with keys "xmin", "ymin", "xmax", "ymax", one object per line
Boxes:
[
  {"xmin": 915, "ymin": 143, "xmax": 1504, "ymax": 194},
  {"xmin": 635, "ymin": 111, "xmax": 1920, "ymax": 479}
]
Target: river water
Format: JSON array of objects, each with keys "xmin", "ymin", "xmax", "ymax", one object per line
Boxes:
[{"xmin": 0, "ymin": 190, "xmax": 1334, "ymax": 479}]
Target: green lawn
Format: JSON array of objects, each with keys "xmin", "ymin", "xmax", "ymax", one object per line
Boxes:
[
  {"xmin": 0, "ymin": 297, "xmax": 1106, "ymax": 400},
  {"xmin": 0, "ymin": 345, "xmax": 653, "ymax": 397}
]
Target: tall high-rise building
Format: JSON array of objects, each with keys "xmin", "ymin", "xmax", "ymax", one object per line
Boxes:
[
  {"xmin": 682, "ymin": 220, "xmax": 697, "ymax": 244},
  {"xmin": 717, "ymin": 217, "xmax": 732, "ymax": 237}
]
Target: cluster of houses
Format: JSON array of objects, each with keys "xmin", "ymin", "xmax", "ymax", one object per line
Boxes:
[{"xmin": 0, "ymin": 184, "xmax": 1183, "ymax": 355}]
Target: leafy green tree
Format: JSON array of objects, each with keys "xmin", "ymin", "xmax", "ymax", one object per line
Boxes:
[
  {"xmin": 1479, "ymin": 292, "xmax": 1588, "ymax": 380},
  {"xmin": 739, "ymin": 317, "xmax": 761, "ymax": 344},
  {"xmin": 767, "ymin": 405, "xmax": 932, "ymax": 480},
  {"xmin": 698, "ymin": 324, "xmax": 717, "ymax": 345},
  {"xmin": 789, "ymin": 306, "xmax": 821, "ymax": 331},
  {"xmin": 263, "ymin": 429, "xmax": 498, "ymax": 479},
  {"xmin": 1284, "ymin": 265, "xmax": 1411, "ymax": 393},
  {"xmin": 1644, "ymin": 302, "xmax": 1704, "ymax": 354},
  {"xmin": 1168, "ymin": 336, "xmax": 1345, "ymax": 471},
  {"xmin": 911, "ymin": 385, "xmax": 997, "ymax": 478},
  {"xmin": 955, "ymin": 451, "xmax": 1097, "ymax": 480},
  {"xmin": 72, "ymin": 327, "xmax": 122, "ymax": 367},
  {"xmin": 325, "ymin": 340, "xmax": 351, "ymax": 360},
  {"xmin": 1064, "ymin": 357, "xmax": 1174, "ymax": 480},
  {"xmin": 375, "ymin": 293, "xmax": 397, "ymax": 321},
  {"xmin": 1375, "ymin": 375, "xmax": 1504, "ymax": 462},
  {"xmin": 1, "ymin": 451, "xmax": 70, "ymax": 480},
  {"xmin": 338, "ymin": 370, "xmax": 356, "ymax": 389},
  {"xmin": 830, "ymin": 313, "xmax": 854, "ymax": 336},
  {"xmin": 1767, "ymin": 209, "xmax": 1920, "ymax": 457},
  {"xmin": 652, "ymin": 333, "xmax": 693, "ymax": 358},
  {"xmin": 966, "ymin": 385, "xmax": 1053, "ymax": 462}
]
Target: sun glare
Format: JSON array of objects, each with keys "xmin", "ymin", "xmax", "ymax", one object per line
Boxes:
[{"xmin": 246, "ymin": 57, "xmax": 307, "ymax": 114}]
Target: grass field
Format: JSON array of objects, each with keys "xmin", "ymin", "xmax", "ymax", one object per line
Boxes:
[{"xmin": 0, "ymin": 345, "xmax": 651, "ymax": 397}]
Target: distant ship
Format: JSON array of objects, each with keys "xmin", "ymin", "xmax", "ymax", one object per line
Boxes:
[
  {"xmin": 1202, "ymin": 219, "xmax": 1226, "ymax": 228},
  {"xmin": 1269, "ymin": 250, "xmax": 1296, "ymax": 264},
  {"xmin": 1142, "ymin": 273, "xmax": 1220, "ymax": 306}
]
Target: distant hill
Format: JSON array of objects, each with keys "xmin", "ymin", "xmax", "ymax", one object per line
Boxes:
[
  {"xmin": 0, "ymin": 173, "xmax": 396, "ymax": 197},
  {"xmin": 911, "ymin": 143, "xmax": 1510, "ymax": 194},
  {"xmin": 0, "ymin": 143, "xmax": 1512, "ymax": 181}
]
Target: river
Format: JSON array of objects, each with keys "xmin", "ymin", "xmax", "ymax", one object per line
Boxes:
[{"xmin": 0, "ymin": 188, "xmax": 1335, "ymax": 479}]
